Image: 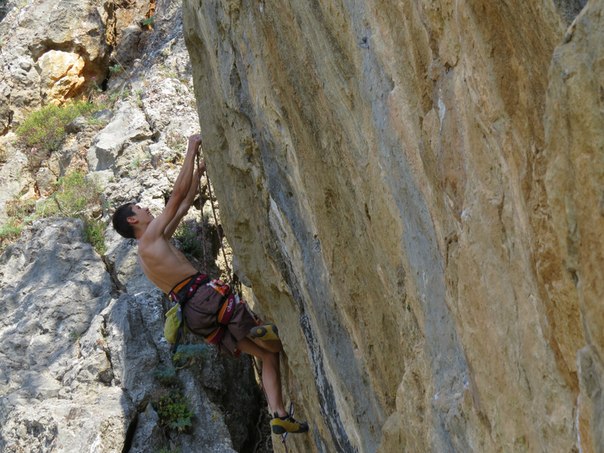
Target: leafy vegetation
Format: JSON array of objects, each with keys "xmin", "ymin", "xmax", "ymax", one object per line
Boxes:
[
  {"xmin": 0, "ymin": 218, "xmax": 26, "ymax": 245},
  {"xmin": 36, "ymin": 171, "xmax": 102, "ymax": 217},
  {"xmin": 0, "ymin": 199, "xmax": 36, "ymax": 246},
  {"xmin": 173, "ymin": 219, "xmax": 204, "ymax": 261},
  {"xmin": 15, "ymin": 101, "xmax": 103, "ymax": 170},
  {"xmin": 0, "ymin": 171, "xmax": 106, "ymax": 254},
  {"xmin": 84, "ymin": 218, "xmax": 107, "ymax": 255},
  {"xmin": 153, "ymin": 390, "xmax": 193, "ymax": 433},
  {"xmin": 172, "ymin": 343, "xmax": 211, "ymax": 368},
  {"xmin": 108, "ymin": 63, "xmax": 123, "ymax": 74},
  {"xmin": 141, "ymin": 15, "xmax": 155, "ymax": 27},
  {"xmin": 154, "ymin": 366, "xmax": 179, "ymax": 387}
]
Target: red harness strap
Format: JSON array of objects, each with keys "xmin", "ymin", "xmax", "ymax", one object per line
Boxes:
[
  {"xmin": 168, "ymin": 273, "xmax": 209, "ymax": 303},
  {"xmin": 204, "ymin": 281, "xmax": 237, "ymax": 345},
  {"xmin": 169, "ymin": 276, "xmax": 239, "ymax": 347}
]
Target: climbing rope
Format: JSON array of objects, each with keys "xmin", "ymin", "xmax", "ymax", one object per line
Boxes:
[
  {"xmin": 195, "ymin": 153, "xmax": 240, "ymax": 291},
  {"xmin": 196, "ymin": 152, "xmax": 209, "ymax": 270},
  {"xmin": 206, "ymin": 168, "xmax": 232, "ymax": 280},
  {"xmin": 196, "ymin": 154, "xmax": 288, "ymax": 450}
]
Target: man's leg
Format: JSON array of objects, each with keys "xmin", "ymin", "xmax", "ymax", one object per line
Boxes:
[
  {"xmin": 236, "ymin": 337, "xmax": 286, "ymax": 416},
  {"xmin": 236, "ymin": 337, "xmax": 309, "ymax": 434}
]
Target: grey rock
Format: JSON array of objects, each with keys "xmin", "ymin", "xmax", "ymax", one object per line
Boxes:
[
  {"xmin": 87, "ymin": 101, "xmax": 153, "ymax": 171},
  {"xmin": 0, "ymin": 218, "xmax": 128, "ymax": 452},
  {"xmin": 129, "ymin": 403, "xmax": 164, "ymax": 453}
]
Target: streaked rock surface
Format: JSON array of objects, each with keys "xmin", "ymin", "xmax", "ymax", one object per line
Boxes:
[{"xmin": 183, "ymin": 0, "xmax": 601, "ymax": 451}]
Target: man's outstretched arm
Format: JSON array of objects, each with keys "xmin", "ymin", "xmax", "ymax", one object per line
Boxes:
[
  {"xmin": 144, "ymin": 134, "xmax": 202, "ymax": 240},
  {"xmin": 164, "ymin": 163, "xmax": 206, "ymax": 238}
]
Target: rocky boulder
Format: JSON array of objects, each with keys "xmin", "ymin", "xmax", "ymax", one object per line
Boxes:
[
  {"xmin": 0, "ymin": 218, "xmax": 128, "ymax": 452},
  {"xmin": 0, "ymin": 217, "xmax": 266, "ymax": 452}
]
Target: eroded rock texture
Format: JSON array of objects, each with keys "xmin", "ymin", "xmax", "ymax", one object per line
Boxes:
[{"xmin": 183, "ymin": 0, "xmax": 602, "ymax": 452}]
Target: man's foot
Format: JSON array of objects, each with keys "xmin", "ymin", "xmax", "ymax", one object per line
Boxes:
[
  {"xmin": 249, "ymin": 323, "xmax": 280, "ymax": 342},
  {"xmin": 270, "ymin": 413, "xmax": 309, "ymax": 434}
]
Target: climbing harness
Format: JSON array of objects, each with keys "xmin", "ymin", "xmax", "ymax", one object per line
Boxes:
[
  {"xmin": 203, "ymin": 280, "xmax": 238, "ymax": 345},
  {"xmin": 165, "ymin": 272, "xmax": 210, "ymax": 352}
]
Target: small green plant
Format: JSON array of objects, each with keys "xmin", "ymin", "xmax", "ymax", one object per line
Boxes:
[
  {"xmin": 153, "ymin": 390, "xmax": 193, "ymax": 432},
  {"xmin": 141, "ymin": 16, "xmax": 155, "ymax": 27},
  {"xmin": 69, "ymin": 329, "xmax": 81, "ymax": 343},
  {"xmin": 154, "ymin": 366, "xmax": 179, "ymax": 387},
  {"xmin": 84, "ymin": 219, "xmax": 106, "ymax": 255},
  {"xmin": 37, "ymin": 172, "xmax": 101, "ymax": 217},
  {"xmin": 0, "ymin": 219, "xmax": 24, "ymax": 247},
  {"xmin": 172, "ymin": 344, "xmax": 211, "ymax": 368},
  {"xmin": 16, "ymin": 101, "xmax": 102, "ymax": 170},
  {"xmin": 174, "ymin": 220, "xmax": 203, "ymax": 260},
  {"xmin": 0, "ymin": 199, "xmax": 37, "ymax": 250},
  {"xmin": 5, "ymin": 198, "xmax": 36, "ymax": 219},
  {"xmin": 109, "ymin": 63, "xmax": 123, "ymax": 75}
]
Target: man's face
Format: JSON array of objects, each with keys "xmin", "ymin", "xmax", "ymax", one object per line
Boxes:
[{"xmin": 130, "ymin": 204, "xmax": 154, "ymax": 223}]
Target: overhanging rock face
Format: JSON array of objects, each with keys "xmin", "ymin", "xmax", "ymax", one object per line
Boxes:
[{"xmin": 183, "ymin": 1, "xmax": 603, "ymax": 452}]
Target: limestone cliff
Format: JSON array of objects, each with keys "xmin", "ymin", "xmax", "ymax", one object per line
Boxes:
[{"xmin": 183, "ymin": 0, "xmax": 602, "ymax": 452}]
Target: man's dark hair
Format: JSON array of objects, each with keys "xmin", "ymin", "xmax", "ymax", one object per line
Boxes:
[{"xmin": 112, "ymin": 203, "xmax": 136, "ymax": 239}]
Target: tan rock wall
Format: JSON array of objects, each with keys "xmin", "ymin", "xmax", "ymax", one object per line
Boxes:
[{"xmin": 183, "ymin": 0, "xmax": 601, "ymax": 451}]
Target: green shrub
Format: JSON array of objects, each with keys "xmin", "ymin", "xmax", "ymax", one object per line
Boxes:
[
  {"xmin": 172, "ymin": 344, "xmax": 211, "ymax": 368},
  {"xmin": 38, "ymin": 171, "xmax": 102, "ymax": 218},
  {"xmin": 0, "ymin": 199, "xmax": 37, "ymax": 250},
  {"xmin": 84, "ymin": 219, "xmax": 106, "ymax": 255},
  {"xmin": 0, "ymin": 171, "xmax": 107, "ymax": 255},
  {"xmin": 154, "ymin": 390, "xmax": 193, "ymax": 432},
  {"xmin": 108, "ymin": 64, "xmax": 123, "ymax": 74},
  {"xmin": 141, "ymin": 16, "xmax": 155, "ymax": 27},
  {"xmin": 174, "ymin": 220, "xmax": 204, "ymax": 260},
  {"xmin": 0, "ymin": 219, "xmax": 24, "ymax": 246},
  {"xmin": 5, "ymin": 198, "xmax": 36, "ymax": 219},
  {"xmin": 154, "ymin": 366, "xmax": 178, "ymax": 387},
  {"xmin": 16, "ymin": 101, "xmax": 101, "ymax": 169}
]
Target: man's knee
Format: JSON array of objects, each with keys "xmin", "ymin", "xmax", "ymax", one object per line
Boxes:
[{"xmin": 262, "ymin": 350, "xmax": 280, "ymax": 368}]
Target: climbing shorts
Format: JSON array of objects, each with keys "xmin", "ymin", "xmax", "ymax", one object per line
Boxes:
[{"xmin": 182, "ymin": 281, "xmax": 259, "ymax": 356}]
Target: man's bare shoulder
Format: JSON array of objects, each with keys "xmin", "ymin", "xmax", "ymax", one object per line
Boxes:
[{"xmin": 139, "ymin": 230, "xmax": 168, "ymax": 251}]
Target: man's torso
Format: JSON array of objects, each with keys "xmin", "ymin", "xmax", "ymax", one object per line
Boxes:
[{"xmin": 138, "ymin": 234, "xmax": 198, "ymax": 294}]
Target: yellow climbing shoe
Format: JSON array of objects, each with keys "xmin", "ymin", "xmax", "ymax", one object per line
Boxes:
[
  {"xmin": 249, "ymin": 323, "xmax": 280, "ymax": 342},
  {"xmin": 270, "ymin": 414, "xmax": 309, "ymax": 434}
]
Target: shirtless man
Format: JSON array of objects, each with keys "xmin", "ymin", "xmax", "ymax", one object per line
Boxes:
[{"xmin": 111, "ymin": 134, "xmax": 308, "ymax": 434}]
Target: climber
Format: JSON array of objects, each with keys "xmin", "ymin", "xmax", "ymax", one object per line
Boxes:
[{"xmin": 111, "ymin": 134, "xmax": 308, "ymax": 435}]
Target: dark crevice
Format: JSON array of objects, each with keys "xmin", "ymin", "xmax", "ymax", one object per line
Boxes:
[
  {"xmin": 102, "ymin": 255, "xmax": 127, "ymax": 297},
  {"xmin": 201, "ymin": 356, "xmax": 269, "ymax": 452},
  {"xmin": 121, "ymin": 413, "xmax": 139, "ymax": 453}
]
